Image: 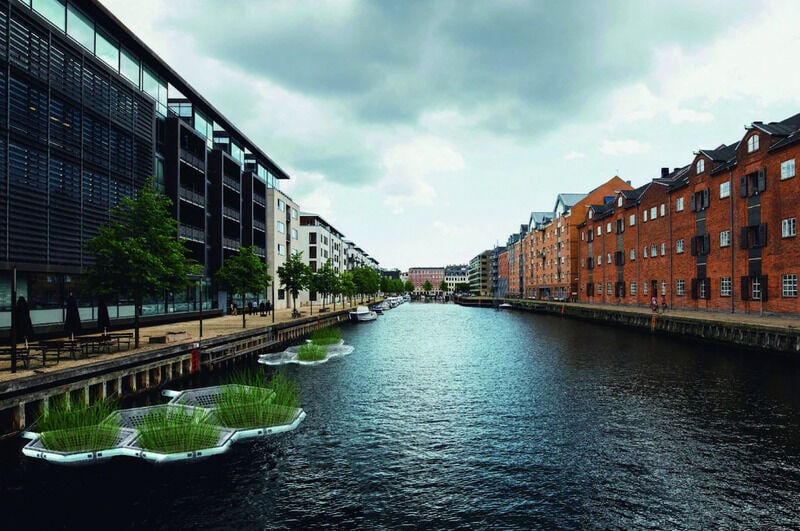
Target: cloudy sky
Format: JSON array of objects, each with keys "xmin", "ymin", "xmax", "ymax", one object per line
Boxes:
[{"xmin": 99, "ymin": 0, "xmax": 800, "ymax": 271}]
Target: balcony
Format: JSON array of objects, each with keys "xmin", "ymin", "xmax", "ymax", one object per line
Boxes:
[
  {"xmin": 179, "ymin": 148, "xmax": 205, "ymax": 170},
  {"xmin": 223, "ymin": 236, "xmax": 241, "ymax": 250},
  {"xmin": 178, "ymin": 224, "xmax": 204, "ymax": 243},
  {"xmin": 253, "ymin": 192, "xmax": 266, "ymax": 206},
  {"xmin": 253, "ymin": 219, "xmax": 266, "ymax": 232},
  {"xmin": 178, "ymin": 185, "xmax": 205, "ymax": 207},
  {"xmin": 222, "ymin": 206, "xmax": 241, "ymax": 221},
  {"xmin": 223, "ymin": 175, "xmax": 241, "ymax": 192}
]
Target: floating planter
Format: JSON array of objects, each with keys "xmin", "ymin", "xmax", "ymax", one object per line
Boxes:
[
  {"xmin": 21, "ymin": 370, "xmax": 305, "ymax": 465},
  {"xmin": 259, "ymin": 339, "xmax": 354, "ymax": 366}
]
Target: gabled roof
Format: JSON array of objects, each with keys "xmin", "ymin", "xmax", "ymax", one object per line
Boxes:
[
  {"xmin": 620, "ymin": 183, "xmax": 650, "ymax": 203},
  {"xmin": 588, "ymin": 201, "xmax": 615, "ymax": 221},
  {"xmin": 699, "ymin": 142, "xmax": 739, "ymax": 162},
  {"xmin": 556, "ymin": 193, "xmax": 586, "ymax": 208},
  {"xmin": 752, "ymin": 112, "xmax": 800, "ymax": 136},
  {"xmin": 528, "ymin": 211, "xmax": 553, "ymax": 230}
]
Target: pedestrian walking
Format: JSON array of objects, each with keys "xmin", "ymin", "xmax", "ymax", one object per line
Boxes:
[
  {"xmin": 651, "ymin": 296, "xmax": 658, "ymax": 313},
  {"xmin": 266, "ymin": 300, "xmax": 272, "ymax": 315},
  {"xmin": 259, "ymin": 301, "xmax": 266, "ymax": 317},
  {"xmin": 661, "ymin": 294, "xmax": 668, "ymax": 313}
]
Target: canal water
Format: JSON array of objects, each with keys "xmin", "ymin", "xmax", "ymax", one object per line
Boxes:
[{"xmin": 1, "ymin": 303, "xmax": 799, "ymax": 529}]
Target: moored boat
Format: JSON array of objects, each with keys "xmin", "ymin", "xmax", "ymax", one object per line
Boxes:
[{"xmin": 349, "ymin": 305, "xmax": 378, "ymax": 322}]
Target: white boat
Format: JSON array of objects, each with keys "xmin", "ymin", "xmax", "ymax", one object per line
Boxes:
[
  {"xmin": 349, "ymin": 305, "xmax": 378, "ymax": 322},
  {"xmin": 498, "ymin": 303, "xmax": 512, "ymax": 310}
]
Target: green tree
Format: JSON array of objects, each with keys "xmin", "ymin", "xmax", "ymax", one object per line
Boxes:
[
  {"xmin": 404, "ymin": 280, "xmax": 415, "ymax": 293},
  {"xmin": 215, "ymin": 246, "xmax": 271, "ymax": 328},
  {"xmin": 455, "ymin": 282, "xmax": 471, "ymax": 294},
  {"xmin": 339, "ymin": 271, "xmax": 356, "ymax": 307},
  {"xmin": 439, "ymin": 280, "xmax": 449, "ymax": 294},
  {"xmin": 422, "ymin": 280, "xmax": 433, "ymax": 295},
  {"xmin": 311, "ymin": 259, "xmax": 339, "ymax": 310},
  {"xmin": 277, "ymin": 251, "xmax": 311, "ymax": 316},
  {"xmin": 85, "ymin": 177, "xmax": 199, "ymax": 348}
]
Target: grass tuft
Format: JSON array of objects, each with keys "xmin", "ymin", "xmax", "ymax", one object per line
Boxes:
[
  {"xmin": 136, "ymin": 406, "xmax": 220, "ymax": 454},
  {"xmin": 297, "ymin": 343, "xmax": 327, "ymax": 361},
  {"xmin": 36, "ymin": 396, "xmax": 121, "ymax": 452},
  {"xmin": 309, "ymin": 327, "xmax": 342, "ymax": 346}
]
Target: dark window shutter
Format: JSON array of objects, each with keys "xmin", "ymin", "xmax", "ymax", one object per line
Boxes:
[
  {"xmin": 703, "ymin": 189, "xmax": 710, "ymax": 209},
  {"xmin": 761, "ymin": 275, "xmax": 769, "ymax": 302},
  {"xmin": 703, "ymin": 234, "xmax": 710, "ymax": 254},
  {"xmin": 704, "ymin": 279, "xmax": 711, "ymax": 299},
  {"xmin": 740, "ymin": 227, "xmax": 749, "ymax": 249},
  {"xmin": 691, "ymin": 237, "xmax": 698, "ymax": 256},
  {"xmin": 757, "ymin": 168, "xmax": 766, "ymax": 192},
  {"xmin": 740, "ymin": 176, "xmax": 748, "ymax": 197},
  {"xmin": 758, "ymin": 223, "xmax": 767, "ymax": 248},
  {"xmin": 690, "ymin": 193, "xmax": 696, "ymax": 211},
  {"xmin": 690, "ymin": 278, "xmax": 699, "ymax": 299},
  {"xmin": 741, "ymin": 276, "xmax": 750, "ymax": 300}
]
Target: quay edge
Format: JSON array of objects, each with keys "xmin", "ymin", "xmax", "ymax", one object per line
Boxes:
[{"xmin": 456, "ymin": 297, "xmax": 800, "ymax": 355}]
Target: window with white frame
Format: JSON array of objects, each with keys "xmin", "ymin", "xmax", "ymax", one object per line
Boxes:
[
  {"xmin": 782, "ymin": 218, "xmax": 797, "ymax": 238},
  {"xmin": 720, "ymin": 277, "xmax": 732, "ymax": 297},
  {"xmin": 291, "ymin": 228, "xmax": 298, "ymax": 240},
  {"xmin": 720, "ymin": 181, "xmax": 730, "ymax": 198},
  {"xmin": 677, "ymin": 279, "xmax": 685, "ymax": 296},
  {"xmin": 597, "ymin": 255, "xmax": 602, "ymax": 265},
  {"xmin": 661, "ymin": 243, "xmax": 666, "ymax": 256},
  {"xmin": 720, "ymin": 230, "xmax": 730, "ymax": 247},
  {"xmin": 277, "ymin": 221, "xmax": 285, "ymax": 233},
  {"xmin": 617, "ymin": 196, "xmax": 623, "ymax": 207},
  {"xmin": 752, "ymin": 277, "xmax": 762, "ymax": 300},
  {"xmin": 781, "ymin": 159, "xmax": 796, "ymax": 180},
  {"xmin": 629, "ymin": 214, "xmax": 636, "ymax": 226},
  {"xmin": 597, "ymin": 226, "xmax": 601, "ymax": 236},
  {"xmin": 696, "ymin": 159, "xmax": 705, "ymax": 173},
  {"xmin": 607, "ymin": 282, "xmax": 612, "ymax": 294},
  {"xmin": 747, "ymin": 134, "xmax": 759, "ymax": 153},
  {"xmin": 661, "ymin": 280, "xmax": 667, "ymax": 295},
  {"xmin": 650, "ymin": 244, "xmax": 657, "ymax": 257},
  {"xmin": 699, "ymin": 280, "xmax": 707, "ymax": 299},
  {"xmin": 607, "ymin": 222, "xmax": 612, "ymax": 233},
  {"xmin": 660, "ymin": 204, "xmax": 665, "ymax": 217},
  {"xmin": 650, "ymin": 206, "xmax": 657, "ymax": 219},
  {"xmin": 277, "ymin": 198, "xmax": 286, "ymax": 211},
  {"xmin": 676, "ymin": 239, "xmax": 684, "ymax": 253},
  {"xmin": 277, "ymin": 243, "xmax": 285, "ymax": 256},
  {"xmin": 607, "ymin": 253, "xmax": 612, "ymax": 264},
  {"xmin": 643, "ymin": 246, "xmax": 648, "ymax": 258},
  {"xmin": 643, "ymin": 282, "xmax": 649, "ymax": 295},
  {"xmin": 630, "ymin": 281, "xmax": 637, "ymax": 295},
  {"xmin": 630, "ymin": 249, "xmax": 636, "ymax": 261},
  {"xmin": 598, "ymin": 283, "xmax": 603, "ymax": 295},
  {"xmin": 676, "ymin": 197, "xmax": 684, "ymax": 211},
  {"xmin": 783, "ymin": 274, "xmax": 798, "ymax": 297},
  {"xmin": 643, "ymin": 210, "xmax": 648, "ymax": 222}
]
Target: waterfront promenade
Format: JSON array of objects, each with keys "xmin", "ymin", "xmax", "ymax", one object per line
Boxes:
[
  {"xmin": 2, "ymin": 298, "xmax": 798, "ymax": 384},
  {"xmin": 0, "ymin": 301, "xmax": 364, "ymax": 384}
]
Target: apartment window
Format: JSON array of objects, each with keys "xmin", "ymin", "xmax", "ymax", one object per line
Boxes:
[
  {"xmin": 597, "ymin": 255, "xmax": 602, "ymax": 265},
  {"xmin": 309, "ymin": 232, "xmax": 317, "ymax": 244},
  {"xmin": 676, "ymin": 239, "xmax": 684, "ymax": 253},
  {"xmin": 607, "ymin": 253, "xmax": 612, "ymax": 264},
  {"xmin": 597, "ymin": 283, "xmax": 603, "ymax": 295},
  {"xmin": 699, "ymin": 280, "xmax": 707, "ymax": 299},
  {"xmin": 277, "ymin": 244, "xmax": 285, "ymax": 256},
  {"xmin": 677, "ymin": 279, "xmax": 685, "ymax": 296},
  {"xmin": 291, "ymin": 228, "xmax": 298, "ymax": 240},
  {"xmin": 720, "ymin": 230, "xmax": 730, "ymax": 247},
  {"xmin": 34, "ymin": 0, "xmax": 67, "ymax": 31},
  {"xmin": 660, "ymin": 243, "xmax": 666, "ymax": 256},
  {"xmin": 607, "ymin": 282, "xmax": 612, "ymax": 295},
  {"xmin": 752, "ymin": 277, "xmax": 762, "ymax": 300},
  {"xmin": 691, "ymin": 189, "xmax": 710, "ymax": 211},
  {"xmin": 277, "ymin": 199, "xmax": 286, "ymax": 211},
  {"xmin": 747, "ymin": 134, "xmax": 759, "ymax": 153},
  {"xmin": 660, "ymin": 204, "xmax": 665, "ymax": 217},
  {"xmin": 650, "ymin": 244, "xmax": 657, "ymax": 257},
  {"xmin": 650, "ymin": 206, "xmax": 657, "ymax": 219},
  {"xmin": 643, "ymin": 246, "xmax": 648, "ymax": 258},
  {"xmin": 66, "ymin": 4, "xmax": 94, "ymax": 51},
  {"xmin": 120, "ymin": 48, "xmax": 140, "ymax": 86},
  {"xmin": 676, "ymin": 197, "xmax": 684, "ymax": 212},
  {"xmin": 607, "ymin": 222, "xmax": 612, "ymax": 233},
  {"xmin": 781, "ymin": 159, "xmax": 796, "ymax": 180},
  {"xmin": 630, "ymin": 249, "xmax": 636, "ymax": 261},
  {"xmin": 783, "ymin": 274, "xmax": 798, "ymax": 297},
  {"xmin": 721, "ymin": 277, "xmax": 732, "ymax": 297},
  {"xmin": 661, "ymin": 280, "xmax": 667, "ymax": 296},
  {"xmin": 643, "ymin": 210, "xmax": 648, "ymax": 222},
  {"xmin": 696, "ymin": 159, "xmax": 705, "ymax": 173},
  {"xmin": 720, "ymin": 181, "xmax": 730, "ymax": 199},
  {"xmin": 277, "ymin": 221, "xmax": 285, "ymax": 234},
  {"xmin": 630, "ymin": 281, "xmax": 637, "ymax": 296},
  {"xmin": 741, "ymin": 169, "xmax": 766, "ymax": 197},
  {"xmin": 629, "ymin": 214, "xmax": 636, "ymax": 226},
  {"xmin": 782, "ymin": 218, "xmax": 797, "ymax": 238},
  {"xmin": 643, "ymin": 282, "xmax": 649, "ymax": 295},
  {"xmin": 597, "ymin": 226, "xmax": 602, "ymax": 236},
  {"xmin": 292, "ymin": 209, "xmax": 298, "ymax": 220},
  {"xmin": 617, "ymin": 196, "xmax": 623, "ymax": 207}
]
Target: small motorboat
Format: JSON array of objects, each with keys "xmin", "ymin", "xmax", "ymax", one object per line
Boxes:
[
  {"xmin": 498, "ymin": 303, "xmax": 512, "ymax": 310},
  {"xmin": 350, "ymin": 305, "xmax": 378, "ymax": 322}
]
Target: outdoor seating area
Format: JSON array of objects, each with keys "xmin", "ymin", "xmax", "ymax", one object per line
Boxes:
[{"xmin": 0, "ymin": 332, "xmax": 134, "ymax": 372}]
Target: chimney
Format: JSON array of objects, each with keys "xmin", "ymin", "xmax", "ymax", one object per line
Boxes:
[{"xmin": 661, "ymin": 167, "xmax": 669, "ymax": 177}]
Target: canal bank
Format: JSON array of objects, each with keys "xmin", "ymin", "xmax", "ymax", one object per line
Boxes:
[
  {"xmin": 456, "ymin": 297, "xmax": 800, "ymax": 354},
  {"xmin": 0, "ymin": 303, "xmax": 363, "ymax": 438}
]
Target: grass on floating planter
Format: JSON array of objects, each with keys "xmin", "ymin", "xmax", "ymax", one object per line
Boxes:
[
  {"xmin": 135, "ymin": 406, "xmax": 221, "ymax": 454},
  {"xmin": 36, "ymin": 396, "xmax": 122, "ymax": 453},
  {"xmin": 309, "ymin": 327, "xmax": 342, "ymax": 346},
  {"xmin": 297, "ymin": 343, "xmax": 327, "ymax": 361},
  {"xmin": 213, "ymin": 369, "xmax": 301, "ymax": 428}
]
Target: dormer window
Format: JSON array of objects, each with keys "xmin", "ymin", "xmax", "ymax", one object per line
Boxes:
[
  {"xmin": 617, "ymin": 196, "xmax": 623, "ymax": 207},
  {"xmin": 588, "ymin": 210, "xmax": 593, "ymax": 219},
  {"xmin": 696, "ymin": 159, "xmax": 705, "ymax": 174},
  {"xmin": 747, "ymin": 134, "xmax": 759, "ymax": 153}
]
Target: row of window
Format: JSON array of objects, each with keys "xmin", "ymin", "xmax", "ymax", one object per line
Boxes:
[{"xmin": 590, "ymin": 275, "xmax": 798, "ymax": 298}]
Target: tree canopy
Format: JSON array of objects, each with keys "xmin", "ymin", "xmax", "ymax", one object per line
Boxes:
[
  {"xmin": 215, "ymin": 246, "xmax": 271, "ymax": 328},
  {"xmin": 422, "ymin": 280, "xmax": 433, "ymax": 293},
  {"xmin": 439, "ymin": 280, "xmax": 449, "ymax": 293},
  {"xmin": 311, "ymin": 259, "xmax": 339, "ymax": 310},
  {"xmin": 404, "ymin": 280, "xmax": 415, "ymax": 293},
  {"xmin": 85, "ymin": 177, "xmax": 199, "ymax": 347},
  {"xmin": 278, "ymin": 251, "xmax": 311, "ymax": 314}
]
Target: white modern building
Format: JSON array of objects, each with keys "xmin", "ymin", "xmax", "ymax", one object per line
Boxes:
[{"xmin": 267, "ymin": 189, "xmax": 300, "ymax": 310}]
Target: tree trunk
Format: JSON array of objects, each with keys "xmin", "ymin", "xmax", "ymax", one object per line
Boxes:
[
  {"xmin": 134, "ymin": 296, "xmax": 142, "ymax": 348},
  {"xmin": 241, "ymin": 294, "xmax": 246, "ymax": 329}
]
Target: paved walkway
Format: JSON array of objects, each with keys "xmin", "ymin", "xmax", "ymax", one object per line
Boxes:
[{"xmin": 0, "ymin": 300, "xmax": 365, "ymax": 383}]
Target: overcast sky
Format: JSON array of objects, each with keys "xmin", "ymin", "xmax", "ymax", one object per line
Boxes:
[{"xmin": 100, "ymin": 0, "xmax": 800, "ymax": 272}]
